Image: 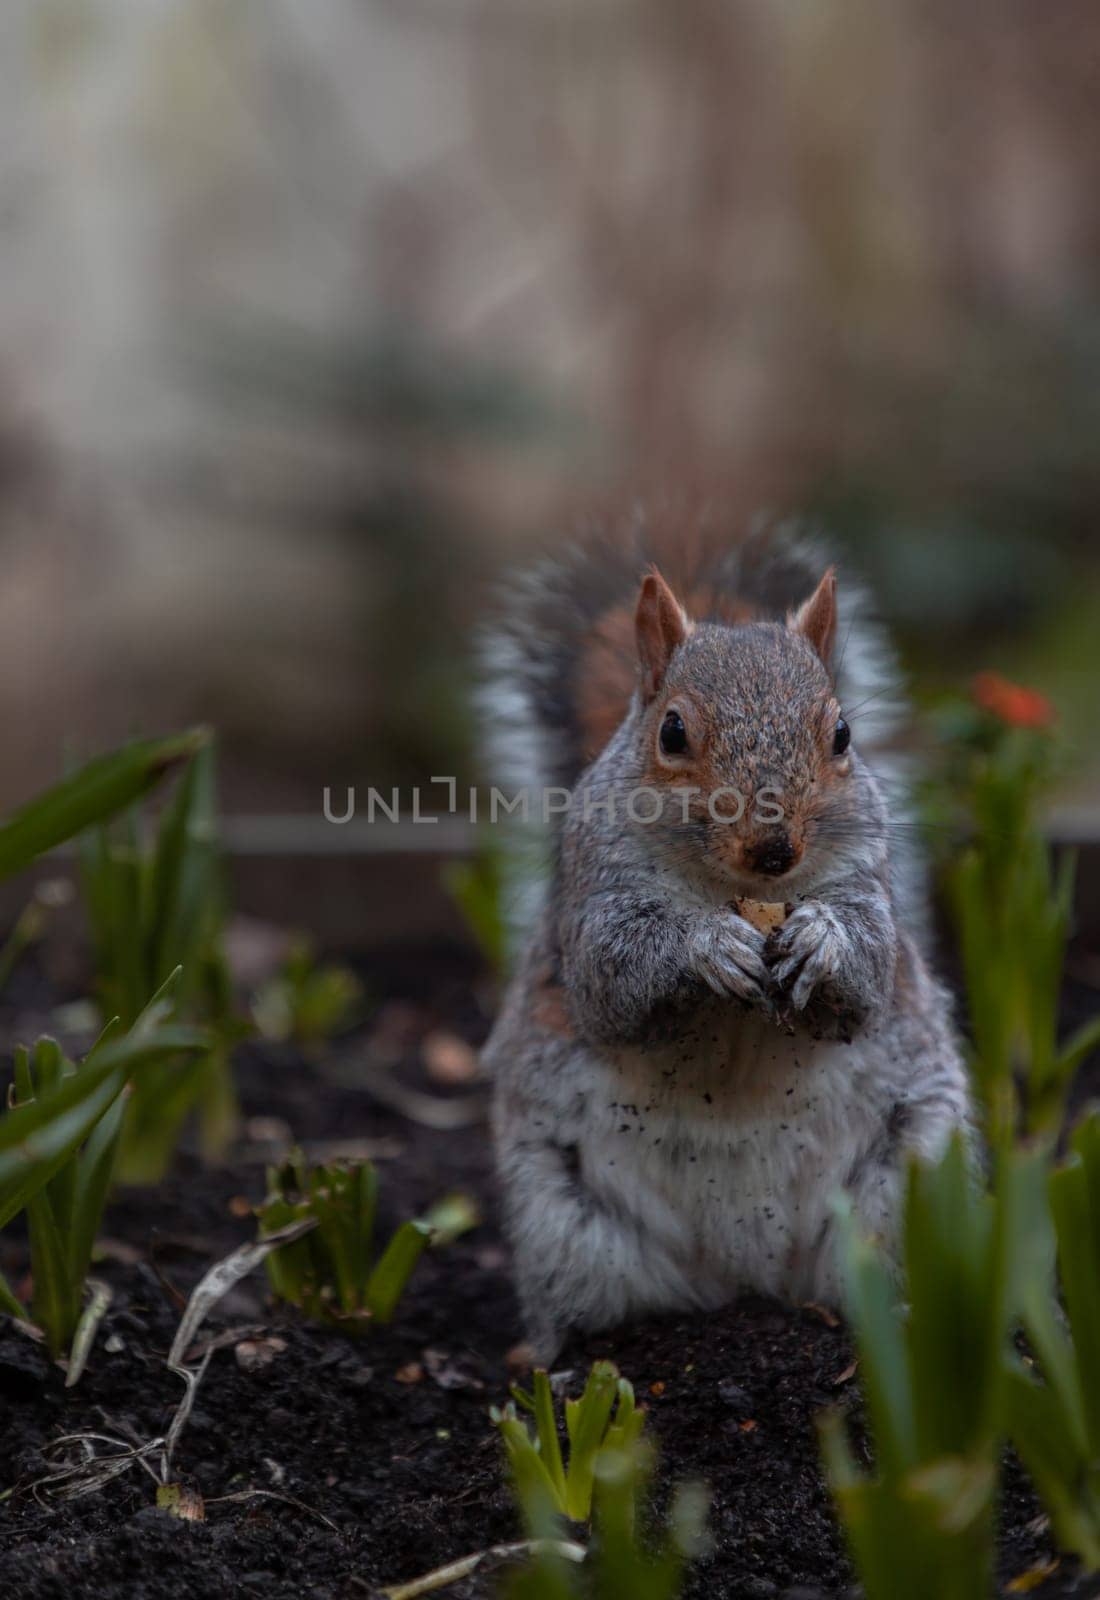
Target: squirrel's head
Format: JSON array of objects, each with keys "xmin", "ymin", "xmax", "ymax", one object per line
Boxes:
[{"xmin": 631, "ymin": 565, "xmax": 857, "ymax": 894}]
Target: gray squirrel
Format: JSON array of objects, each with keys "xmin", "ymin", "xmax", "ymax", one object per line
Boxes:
[{"xmin": 480, "ymin": 513, "xmax": 971, "ymax": 1360}]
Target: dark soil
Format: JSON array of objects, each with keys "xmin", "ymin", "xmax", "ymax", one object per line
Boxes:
[{"xmin": 1, "ymin": 942, "xmax": 1099, "ymax": 1600}]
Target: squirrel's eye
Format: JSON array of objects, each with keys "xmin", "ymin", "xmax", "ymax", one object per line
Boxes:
[
  {"xmin": 833, "ymin": 717, "xmax": 851, "ymax": 757},
  {"xmin": 660, "ymin": 709, "xmax": 689, "ymax": 756}
]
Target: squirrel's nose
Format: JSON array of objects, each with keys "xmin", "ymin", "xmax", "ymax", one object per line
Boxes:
[{"xmin": 747, "ymin": 835, "xmax": 795, "ymax": 878}]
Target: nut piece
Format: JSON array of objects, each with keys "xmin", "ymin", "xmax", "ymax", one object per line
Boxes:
[{"xmin": 734, "ymin": 898, "xmax": 789, "ymax": 935}]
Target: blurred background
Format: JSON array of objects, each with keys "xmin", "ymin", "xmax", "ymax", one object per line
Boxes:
[{"xmin": 2, "ymin": 0, "xmax": 1099, "ymax": 866}]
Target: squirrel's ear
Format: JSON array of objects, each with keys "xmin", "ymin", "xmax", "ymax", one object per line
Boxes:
[
  {"xmin": 635, "ymin": 568, "xmax": 691, "ymax": 701},
  {"xmin": 789, "ymin": 567, "xmax": 837, "ymax": 668}
]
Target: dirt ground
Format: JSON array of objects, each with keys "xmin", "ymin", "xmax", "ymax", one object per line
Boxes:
[{"xmin": 1, "ymin": 943, "xmax": 1099, "ymax": 1600}]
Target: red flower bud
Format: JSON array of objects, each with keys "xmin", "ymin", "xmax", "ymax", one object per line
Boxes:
[{"xmin": 971, "ymin": 672, "xmax": 1056, "ymax": 729}]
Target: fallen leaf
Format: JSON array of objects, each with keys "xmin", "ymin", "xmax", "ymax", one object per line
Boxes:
[
  {"xmin": 36, "ymin": 876, "xmax": 74, "ymax": 909},
  {"xmin": 1006, "ymin": 1560, "xmax": 1060, "ymax": 1593},
  {"xmin": 185, "ymin": 1323, "xmax": 269, "ymax": 1364},
  {"xmin": 94, "ymin": 1237, "xmax": 143, "ymax": 1266},
  {"xmin": 476, "ymin": 1245, "xmax": 508, "ymax": 1272},
  {"xmin": 235, "ymin": 1337, "xmax": 288, "ymax": 1373},
  {"xmin": 506, "ymin": 1341, "xmax": 536, "ymax": 1373},
  {"xmin": 803, "ymin": 1302, "xmax": 840, "ymax": 1328},
  {"xmin": 157, "ymin": 1483, "xmax": 205, "ymax": 1522},
  {"xmin": 65, "ymin": 1278, "xmax": 112, "ymax": 1387},
  {"xmin": 739, "ymin": 1419, "xmax": 757, "ymax": 1432},
  {"xmin": 244, "ymin": 1116, "xmax": 293, "ymax": 1145},
  {"xmin": 9, "ymin": 1317, "xmax": 45, "ymax": 1344},
  {"xmin": 422, "ymin": 1030, "xmax": 481, "ymax": 1084},
  {"xmin": 832, "ymin": 1361, "xmax": 858, "ymax": 1386},
  {"xmin": 369, "ymin": 1001, "xmax": 422, "ymax": 1065},
  {"xmin": 395, "ymin": 1362, "xmax": 424, "ymax": 1385},
  {"xmin": 223, "ymin": 916, "xmax": 295, "ymax": 988},
  {"xmin": 338, "ymin": 1360, "xmax": 375, "ymax": 1389},
  {"xmin": 423, "ymin": 1348, "xmax": 484, "ymax": 1392},
  {"xmin": 302, "ymin": 1137, "xmax": 406, "ymax": 1164}
]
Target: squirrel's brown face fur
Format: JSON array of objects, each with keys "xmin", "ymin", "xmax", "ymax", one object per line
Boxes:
[{"xmin": 634, "ymin": 568, "xmax": 850, "ymax": 891}]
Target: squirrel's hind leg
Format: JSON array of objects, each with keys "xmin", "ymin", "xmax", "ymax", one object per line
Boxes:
[{"xmin": 497, "ymin": 1132, "xmax": 698, "ymax": 1363}]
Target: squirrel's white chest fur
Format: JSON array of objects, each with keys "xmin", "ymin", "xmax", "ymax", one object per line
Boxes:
[{"xmin": 577, "ymin": 1016, "xmax": 893, "ymax": 1303}]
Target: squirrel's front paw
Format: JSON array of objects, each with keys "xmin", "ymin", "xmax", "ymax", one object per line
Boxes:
[
  {"xmin": 768, "ymin": 902, "xmax": 848, "ymax": 1013},
  {"xmin": 690, "ymin": 913, "xmax": 770, "ymax": 1006}
]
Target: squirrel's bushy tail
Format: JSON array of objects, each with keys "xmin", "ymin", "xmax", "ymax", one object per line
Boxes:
[{"xmin": 478, "ymin": 509, "xmax": 907, "ymax": 807}]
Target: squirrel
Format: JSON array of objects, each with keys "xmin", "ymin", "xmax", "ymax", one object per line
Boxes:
[{"xmin": 479, "ymin": 510, "xmax": 971, "ymax": 1360}]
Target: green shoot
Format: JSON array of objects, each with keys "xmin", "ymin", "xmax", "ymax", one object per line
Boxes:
[
  {"xmin": 0, "ymin": 878, "xmax": 72, "ymax": 993},
  {"xmin": 1003, "ymin": 1115, "xmax": 1100, "ymax": 1570},
  {"xmin": 572, "ymin": 1446, "xmax": 708, "ymax": 1600},
  {"xmin": 949, "ymin": 811, "xmax": 1097, "ymax": 1150},
  {"xmin": 257, "ymin": 1153, "xmax": 478, "ymax": 1331},
  {"xmin": 0, "ymin": 984, "xmax": 207, "ymax": 1370},
  {"xmin": 78, "ymin": 738, "xmax": 244, "ymax": 1181},
  {"xmin": 819, "ymin": 1135, "xmax": 1010, "ymax": 1600},
  {"xmin": 444, "ymin": 843, "xmax": 510, "ymax": 976},
  {"xmin": 0, "ymin": 729, "xmax": 210, "ymax": 885},
  {"xmin": 252, "ymin": 935, "xmax": 363, "ymax": 1054},
  {"xmin": 492, "ymin": 1361, "xmax": 647, "ymax": 1526},
  {"xmin": 500, "ymin": 1385, "xmax": 709, "ymax": 1600}
]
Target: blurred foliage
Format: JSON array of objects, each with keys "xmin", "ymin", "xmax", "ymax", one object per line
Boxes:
[
  {"xmin": 825, "ymin": 1125, "xmax": 1100, "ymax": 1593},
  {"xmin": 821, "ymin": 1137, "xmax": 1007, "ymax": 1600},
  {"xmin": 189, "ymin": 321, "xmax": 571, "ymax": 445},
  {"xmin": 504, "ymin": 1448, "xmax": 709, "ymax": 1600},
  {"xmin": 9, "ymin": 1, "xmax": 1100, "ymax": 808},
  {"xmin": 922, "ymin": 681, "xmax": 1100, "ymax": 1147},
  {"xmin": 444, "ymin": 843, "xmax": 510, "ymax": 977},
  {"xmin": 252, "ymin": 935, "xmax": 363, "ymax": 1056},
  {"xmin": 0, "ymin": 731, "xmax": 209, "ymax": 891},
  {"xmin": 1013, "ymin": 583, "xmax": 1100, "ymax": 776},
  {"xmin": 825, "ymin": 681, "xmax": 1100, "ymax": 1593},
  {"xmin": 181, "ymin": 318, "xmax": 573, "ymax": 788},
  {"xmin": 79, "ymin": 739, "xmax": 245, "ymax": 1183},
  {"xmin": 1005, "ymin": 1117, "xmax": 1100, "ymax": 1571},
  {"xmin": 1010, "ymin": 1113, "xmax": 1100, "ymax": 1561},
  {"xmin": 0, "ymin": 879, "xmax": 72, "ymax": 994}
]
